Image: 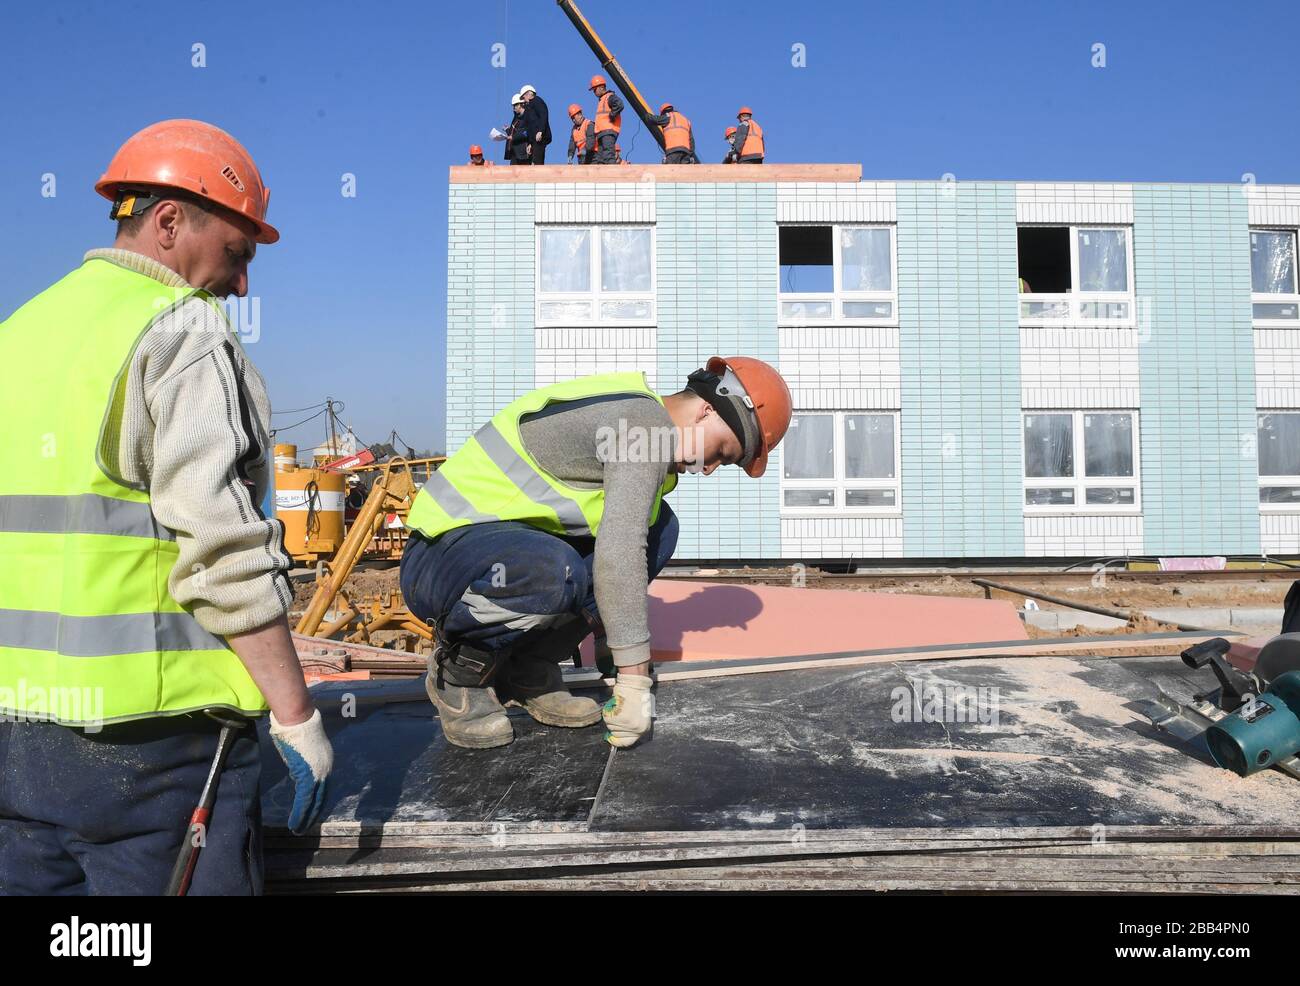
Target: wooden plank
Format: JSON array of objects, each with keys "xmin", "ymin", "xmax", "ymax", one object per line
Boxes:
[
  {"xmin": 284, "ymin": 820, "xmax": 1300, "ymax": 844},
  {"xmin": 648, "ymin": 631, "xmax": 1238, "ymax": 682}
]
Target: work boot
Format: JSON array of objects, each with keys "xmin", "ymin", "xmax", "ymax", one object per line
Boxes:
[
  {"xmin": 496, "ymin": 653, "xmax": 603, "ymax": 728},
  {"xmin": 426, "ymin": 641, "xmax": 514, "ymax": 749}
]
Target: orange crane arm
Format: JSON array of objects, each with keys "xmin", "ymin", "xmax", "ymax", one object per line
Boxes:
[{"xmin": 556, "ymin": 0, "xmax": 666, "ymax": 151}]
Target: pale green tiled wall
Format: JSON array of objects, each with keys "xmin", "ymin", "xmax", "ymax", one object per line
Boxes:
[
  {"xmin": 1133, "ymin": 185, "xmax": 1259, "ymax": 554},
  {"xmin": 656, "ymin": 183, "xmax": 781, "ymax": 559},
  {"xmin": 896, "ymin": 182, "xmax": 1024, "ymax": 556},
  {"xmin": 446, "ymin": 183, "xmax": 536, "ymax": 451}
]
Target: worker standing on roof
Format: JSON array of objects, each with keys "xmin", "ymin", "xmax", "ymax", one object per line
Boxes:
[
  {"xmin": 520, "ymin": 84, "xmax": 552, "ymax": 165},
  {"xmin": 505, "ymin": 93, "xmax": 532, "ymax": 165},
  {"xmin": 468, "ymin": 144, "xmax": 494, "ymax": 166},
  {"xmin": 0, "ymin": 119, "xmax": 332, "ymax": 895},
  {"xmin": 588, "ymin": 74, "xmax": 623, "ymax": 164},
  {"xmin": 399, "ymin": 357, "xmax": 792, "ymax": 750},
  {"xmin": 733, "ymin": 107, "xmax": 765, "ymax": 164},
  {"xmin": 722, "ymin": 126, "xmax": 739, "ymax": 164},
  {"xmin": 648, "ymin": 102, "xmax": 696, "ymax": 164},
  {"xmin": 567, "ymin": 104, "xmax": 596, "ymax": 164}
]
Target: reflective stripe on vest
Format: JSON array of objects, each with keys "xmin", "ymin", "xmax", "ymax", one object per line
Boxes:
[
  {"xmin": 663, "ymin": 111, "xmax": 691, "ymax": 152},
  {"xmin": 0, "ymin": 258, "xmax": 269, "ymax": 725},
  {"xmin": 406, "ymin": 372, "xmax": 678, "ymax": 542},
  {"xmin": 596, "ymin": 92, "xmax": 621, "ymax": 134},
  {"xmin": 740, "ymin": 119, "xmax": 764, "ymax": 159}
]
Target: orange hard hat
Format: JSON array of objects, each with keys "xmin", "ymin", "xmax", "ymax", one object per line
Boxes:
[
  {"xmin": 567, "ymin": 103, "xmax": 582, "ymax": 118},
  {"xmin": 737, "ymin": 106, "xmax": 753, "ymax": 118},
  {"xmin": 469, "ymin": 144, "xmax": 484, "ymax": 156},
  {"xmin": 724, "ymin": 126, "xmax": 737, "ymax": 138},
  {"xmin": 688, "ymin": 356, "xmax": 792, "ymax": 478},
  {"xmin": 589, "ymin": 74, "xmax": 607, "ymax": 90},
  {"xmin": 96, "ymin": 119, "xmax": 279, "ymax": 244},
  {"xmin": 659, "ymin": 102, "xmax": 673, "ymax": 113}
]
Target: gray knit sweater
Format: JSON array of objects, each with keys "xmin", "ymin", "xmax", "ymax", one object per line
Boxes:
[
  {"xmin": 85, "ymin": 248, "xmax": 293, "ymax": 637},
  {"xmin": 519, "ymin": 393, "xmax": 676, "ymax": 666}
]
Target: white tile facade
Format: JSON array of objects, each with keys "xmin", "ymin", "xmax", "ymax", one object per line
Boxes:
[{"xmin": 534, "ymin": 327, "xmax": 657, "ymax": 388}]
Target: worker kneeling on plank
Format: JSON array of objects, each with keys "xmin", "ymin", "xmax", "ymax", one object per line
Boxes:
[
  {"xmin": 401, "ymin": 358, "xmax": 792, "ymax": 750},
  {"xmin": 0, "ymin": 120, "xmax": 332, "ymax": 895}
]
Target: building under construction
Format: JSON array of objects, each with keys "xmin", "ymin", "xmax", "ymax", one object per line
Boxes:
[{"xmin": 447, "ymin": 164, "xmax": 1300, "ymax": 562}]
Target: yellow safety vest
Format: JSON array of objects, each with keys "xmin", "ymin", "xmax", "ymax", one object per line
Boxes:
[
  {"xmin": 0, "ymin": 258, "xmax": 268, "ymax": 725},
  {"xmin": 407, "ymin": 372, "xmax": 678, "ymax": 541}
]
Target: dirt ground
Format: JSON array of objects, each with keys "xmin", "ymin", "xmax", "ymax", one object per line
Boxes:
[{"xmin": 291, "ymin": 562, "xmax": 1291, "ymax": 651}]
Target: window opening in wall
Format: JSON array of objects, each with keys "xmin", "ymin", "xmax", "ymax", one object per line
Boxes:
[
  {"xmin": 1018, "ymin": 225, "xmax": 1133, "ymax": 324},
  {"xmin": 782, "ymin": 411, "xmax": 900, "ymax": 512},
  {"xmin": 1251, "ymin": 229, "xmax": 1300, "ymax": 324},
  {"xmin": 1023, "ymin": 410, "xmax": 1139, "ymax": 511},
  {"xmin": 1259, "ymin": 411, "xmax": 1300, "ymax": 507},
  {"xmin": 779, "ymin": 226, "xmax": 834, "ymax": 293}
]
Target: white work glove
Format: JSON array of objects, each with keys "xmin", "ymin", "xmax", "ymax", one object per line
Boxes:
[
  {"xmin": 269, "ymin": 709, "xmax": 334, "ymax": 834},
  {"xmin": 602, "ymin": 673, "xmax": 654, "ymax": 748}
]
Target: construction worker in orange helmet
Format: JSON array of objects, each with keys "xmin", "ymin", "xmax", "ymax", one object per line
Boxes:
[
  {"xmin": 733, "ymin": 105, "xmax": 765, "ymax": 164},
  {"xmin": 723, "ymin": 125, "xmax": 739, "ymax": 164},
  {"xmin": 399, "ymin": 355, "xmax": 792, "ymax": 750},
  {"xmin": 648, "ymin": 101, "xmax": 697, "ymax": 164},
  {"xmin": 567, "ymin": 103, "xmax": 596, "ymax": 165},
  {"xmin": 0, "ymin": 119, "xmax": 331, "ymax": 894},
  {"xmin": 468, "ymin": 144, "xmax": 493, "ymax": 166},
  {"xmin": 588, "ymin": 74, "xmax": 623, "ymax": 164}
]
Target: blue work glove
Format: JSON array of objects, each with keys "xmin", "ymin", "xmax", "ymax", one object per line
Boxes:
[{"xmin": 269, "ymin": 709, "xmax": 333, "ymax": 835}]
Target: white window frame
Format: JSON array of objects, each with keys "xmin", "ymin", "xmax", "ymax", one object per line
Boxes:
[
  {"xmin": 535, "ymin": 224, "xmax": 656, "ymax": 327},
  {"xmin": 780, "ymin": 410, "xmax": 902, "ymax": 516},
  {"xmin": 1018, "ymin": 225, "xmax": 1136, "ymax": 327},
  {"xmin": 1257, "ymin": 410, "xmax": 1300, "ymax": 512},
  {"xmin": 1250, "ymin": 227, "xmax": 1300, "ymax": 328},
  {"xmin": 777, "ymin": 224, "xmax": 898, "ymax": 326},
  {"xmin": 1022, "ymin": 410, "xmax": 1142, "ymax": 515}
]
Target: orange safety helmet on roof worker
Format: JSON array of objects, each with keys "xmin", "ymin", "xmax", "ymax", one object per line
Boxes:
[
  {"xmin": 469, "ymin": 144, "xmax": 484, "ymax": 156},
  {"xmin": 737, "ymin": 106, "xmax": 753, "ymax": 118},
  {"xmin": 589, "ymin": 74, "xmax": 607, "ymax": 90},
  {"xmin": 690, "ymin": 356, "xmax": 792, "ymax": 478},
  {"xmin": 568, "ymin": 103, "xmax": 582, "ymax": 118},
  {"xmin": 659, "ymin": 102, "xmax": 673, "ymax": 113},
  {"xmin": 95, "ymin": 119, "xmax": 279, "ymax": 244},
  {"xmin": 725, "ymin": 126, "xmax": 737, "ymax": 138}
]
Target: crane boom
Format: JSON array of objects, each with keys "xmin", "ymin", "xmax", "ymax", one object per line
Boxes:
[{"xmin": 556, "ymin": 0, "xmax": 665, "ymax": 152}]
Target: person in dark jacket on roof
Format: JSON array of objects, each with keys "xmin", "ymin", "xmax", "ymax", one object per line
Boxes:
[
  {"xmin": 505, "ymin": 93, "xmax": 532, "ymax": 165},
  {"xmin": 520, "ymin": 84, "xmax": 552, "ymax": 165}
]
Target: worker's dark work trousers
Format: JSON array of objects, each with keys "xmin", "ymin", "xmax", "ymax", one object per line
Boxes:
[
  {"xmin": 532, "ymin": 144, "xmax": 547, "ymax": 164},
  {"xmin": 663, "ymin": 150, "xmax": 694, "ymax": 164},
  {"xmin": 0, "ymin": 714, "xmax": 263, "ymax": 895},
  {"xmin": 593, "ymin": 132, "xmax": 618, "ymax": 164},
  {"xmin": 401, "ymin": 503, "xmax": 678, "ymax": 658}
]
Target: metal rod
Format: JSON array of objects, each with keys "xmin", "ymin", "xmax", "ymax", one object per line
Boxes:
[
  {"xmin": 970, "ymin": 577, "xmax": 1225, "ymax": 633},
  {"xmin": 556, "ymin": 0, "xmax": 666, "ymax": 151}
]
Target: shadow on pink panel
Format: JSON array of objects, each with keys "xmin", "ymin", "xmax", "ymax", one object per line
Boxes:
[{"xmin": 579, "ymin": 578, "xmax": 1027, "ymax": 665}]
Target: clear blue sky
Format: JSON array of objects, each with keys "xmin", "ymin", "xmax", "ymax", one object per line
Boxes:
[{"xmin": 3, "ymin": 0, "xmax": 1296, "ymax": 453}]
